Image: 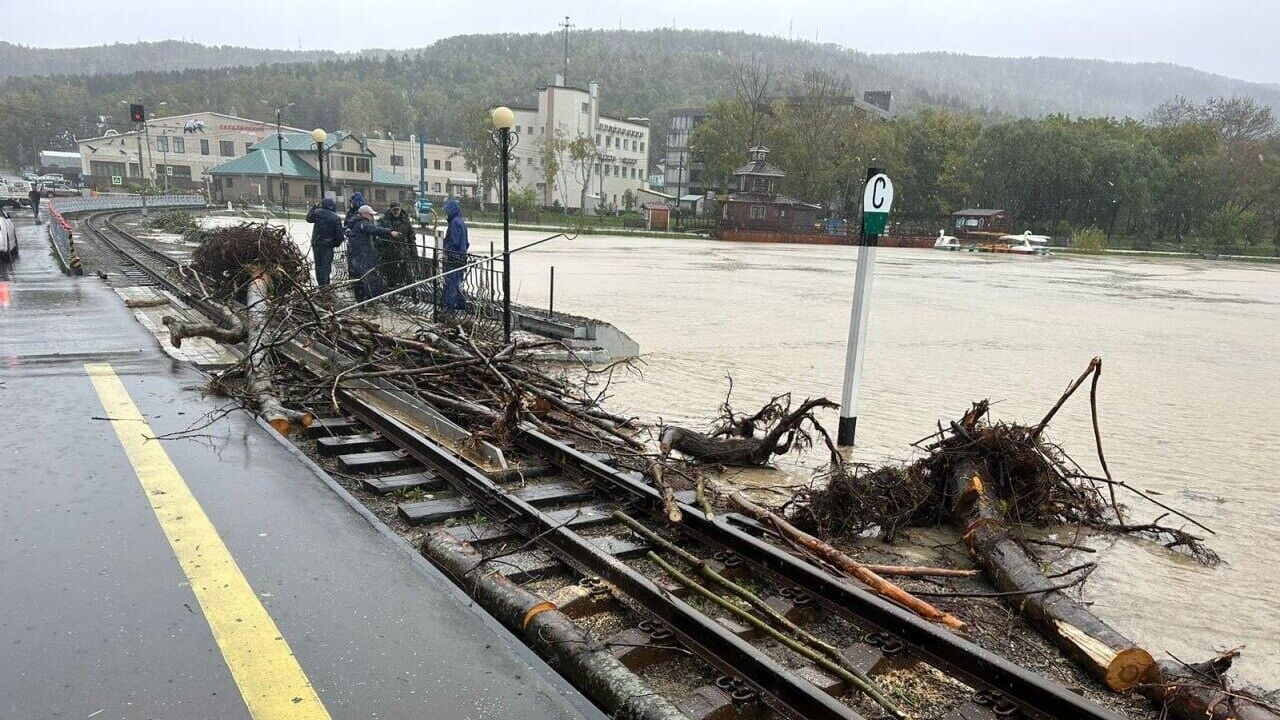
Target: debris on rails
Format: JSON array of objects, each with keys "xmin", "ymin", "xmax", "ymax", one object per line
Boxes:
[
  {"xmin": 161, "ymin": 221, "xmax": 644, "ymax": 453},
  {"xmin": 786, "ymin": 357, "xmax": 1277, "ymax": 720}
]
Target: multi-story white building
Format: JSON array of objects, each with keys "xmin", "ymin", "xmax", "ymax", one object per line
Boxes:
[
  {"xmin": 508, "ymin": 76, "xmax": 650, "ymax": 212},
  {"xmin": 76, "ymin": 112, "xmax": 302, "ymax": 191}
]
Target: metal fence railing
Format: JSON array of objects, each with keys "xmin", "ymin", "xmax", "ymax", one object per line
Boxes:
[
  {"xmin": 387, "ymin": 246, "xmax": 505, "ymax": 335},
  {"xmin": 50, "ymin": 194, "xmax": 207, "ymax": 215},
  {"xmin": 46, "ymin": 205, "xmax": 78, "ymax": 275}
]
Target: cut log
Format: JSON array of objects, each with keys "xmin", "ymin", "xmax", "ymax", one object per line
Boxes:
[
  {"xmin": 947, "ymin": 463, "xmax": 1153, "ymax": 691},
  {"xmin": 420, "ymin": 531, "xmax": 687, "ymax": 720},
  {"xmin": 726, "ymin": 490, "xmax": 966, "ymax": 630}
]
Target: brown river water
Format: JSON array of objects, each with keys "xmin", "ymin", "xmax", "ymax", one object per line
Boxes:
[{"xmin": 472, "ymin": 227, "xmax": 1280, "ymax": 687}]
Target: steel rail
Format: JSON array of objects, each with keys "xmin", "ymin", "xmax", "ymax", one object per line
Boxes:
[
  {"xmin": 337, "ymin": 387, "xmax": 866, "ymax": 720},
  {"xmin": 518, "ymin": 429, "xmax": 1124, "ymax": 720}
]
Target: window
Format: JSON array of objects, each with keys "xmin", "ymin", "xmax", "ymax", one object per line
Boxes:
[
  {"xmin": 526, "ymin": 157, "xmax": 533, "ymax": 165},
  {"xmin": 356, "ymin": 158, "xmax": 369, "ymax": 173},
  {"xmin": 225, "ymin": 177, "xmax": 234, "ymax": 188},
  {"xmin": 581, "ymin": 102, "xmax": 590, "ymax": 113},
  {"xmin": 374, "ymin": 188, "xmax": 386, "ymax": 201},
  {"xmin": 595, "ymin": 133, "xmax": 601, "ymax": 144},
  {"xmin": 390, "ymin": 154, "xmax": 404, "ymax": 167},
  {"xmin": 219, "ymin": 140, "xmax": 235, "ymax": 157},
  {"xmin": 201, "ymin": 139, "xmax": 210, "ymax": 155},
  {"xmin": 433, "ymin": 159, "xmax": 441, "ymax": 170},
  {"xmin": 245, "ymin": 142, "xmax": 253, "ymax": 155},
  {"xmin": 639, "ymin": 141, "xmax": 645, "ymax": 152},
  {"xmin": 304, "ymin": 184, "xmax": 317, "ymax": 198},
  {"xmin": 527, "ymin": 126, "xmax": 533, "ymax": 135},
  {"xmin": 749, "ymin": 205, "xmax": 766, "ymax": 220},
  {"xmin": 445, "ymin": 161, "xmax": 452, "ymax": 171},
  {"xmin": 172, "ymin": 137, "xmax": 184, "ymax": 154},
  {"xmin": 631, "ymin": 168, "xmax": 637, "ymax": 179},
  {"xmin": 398, "ymin": 190, "xmax": 407, "ymax": 201},
  {"xmin": 432, "ymin": 182, "xmax": 442, "ymax": 192},
  {"xmin": 156, "ymin": 136, "xmax": 169, "ymax": 152}
]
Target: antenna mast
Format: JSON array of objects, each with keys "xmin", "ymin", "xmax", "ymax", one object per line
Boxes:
[{"xmin": 559, "ymin": 16, "xmax": 574, "ymax": 83}]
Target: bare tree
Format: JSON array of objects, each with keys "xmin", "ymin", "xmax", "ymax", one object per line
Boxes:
[{"xmin": 732, "ymin": 60, "xmax": 774, "ymax": 146}]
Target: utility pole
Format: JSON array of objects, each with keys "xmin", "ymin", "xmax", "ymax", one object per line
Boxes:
[
  {"xmin": 135, "ymin": 132, "xmax": 149, "ymax": 218},
  {"xmin": 142, "ymin": 120, "xmax": 155, "ymax": 189},
  {"xmin": 559, "ymin": 16, "xmax": 574, "ymax": 83},
  {"xmin": 276, "ymin": 107, "xmax": 286, "ymax": 212},
  {"xmin": 417, "ymin": 131, "xmax": 427, "ymax": 209},
  {"xmin": 160, "ymin": 131, "xmax": 170, "ymax": 193}
]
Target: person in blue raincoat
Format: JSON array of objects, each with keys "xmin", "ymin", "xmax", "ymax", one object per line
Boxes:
[
  {"xmin": 305, "ymin": 197, "xmax": 342, "ymax": 286},
  {"xmin": 347, "ymin": 204, "xmax": 400, "ymax": 302},
  {"xmin": 344, "ymin": 191, "xmax": 366, "ymax": 228},
  {"xmin": 441, "ymin": 197, "xmax": 469, "ymax": 312}
]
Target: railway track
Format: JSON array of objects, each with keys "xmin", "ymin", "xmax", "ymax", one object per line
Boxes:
[{"xmin": 81, "ymin": 210, "xmax": 1126, "ymax": 720}]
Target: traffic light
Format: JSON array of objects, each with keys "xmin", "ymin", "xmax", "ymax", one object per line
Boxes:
[{"xmin": 129, "ymin": 104, "xmax": 145, "ymax": 124}]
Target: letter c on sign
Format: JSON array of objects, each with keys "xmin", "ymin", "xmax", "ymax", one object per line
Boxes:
[{"xmin": 871, "ymin": 177, "xmax": 887, "ymax": 209}]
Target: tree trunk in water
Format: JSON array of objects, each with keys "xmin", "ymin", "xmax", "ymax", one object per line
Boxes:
[
  {"xmin": 660, "ymin": 398, "xmax": 837, "ymax": 466},
  {"xmin": 948, "ymin": 461, "xmax": 1152, "ymax": 690},
  {"xmin": 947, "ymin": 462, "xmax": 1280, "ymax": 720}
]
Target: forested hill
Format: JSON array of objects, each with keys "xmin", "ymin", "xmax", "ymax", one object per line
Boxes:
[
  {"xmin": 2, "ymin": 30, "xmax": 1278, "ymax": 165},
  {"xmin": 0, "ymin": 41, "xmax": 359, "ymax": 77},
  {"xmin": 4, "ymin": 31, "xmax": 1277, "ymax": 118}
]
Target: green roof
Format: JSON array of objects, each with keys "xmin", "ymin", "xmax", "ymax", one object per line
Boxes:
[
  {"xmin": 250, "ymin": 131, "xmax": 350, "ymax": 153},
  {"xmin": 208, "ymin": 149, "xmax": 320, "ymax": 179},
  {"xmin": 371, "ymin": 166, "xmax": 415, "ymax": 187}
]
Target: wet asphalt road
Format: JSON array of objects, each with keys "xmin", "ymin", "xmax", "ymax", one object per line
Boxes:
[{"xmin": 0, "ymin": 214, "xmax": 602, "ymax": 720}]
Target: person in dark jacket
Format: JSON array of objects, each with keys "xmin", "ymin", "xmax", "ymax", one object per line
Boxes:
[
  {"xmin": 441, "ymin": 197, "xmax": 469, "ymax": 312},
  {"xmin": 347, "ymin": 204, "xmax": 400, "ymax": 302},
  {"xmin": 344, "ymin": 191, "xmax": 366, "ymax": 228},
  {"xmin": 28, "ymin": 186, "xmax": 41, "ymax": 221},
  {"xmin": 305, "ymin": 197, "xmax": 343, "ymax": 286},
  {"xmin": 376, "ymin": 202, "xmax": 417, "ymax": 292}
]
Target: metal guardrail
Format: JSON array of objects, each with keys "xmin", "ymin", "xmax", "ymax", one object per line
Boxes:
[
  {"xmin": 46, "ymin": 207, "xmax": 77, "ymax": 274},
  {"xmin": 50, "ymin": 194, "xmax": 206, "ymax": 215}
]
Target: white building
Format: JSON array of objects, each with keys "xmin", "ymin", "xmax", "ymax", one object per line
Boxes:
[
  {"xmin": 508, "ymin": 76, "xmax": 651, "ymax": 212},
  {"xmin": 363, "ymin": 137, "xmax": 478, "ymax": 201},
  {"xmin": 76, "ymin": 112, "xmax": 303, "ymax": 191}
]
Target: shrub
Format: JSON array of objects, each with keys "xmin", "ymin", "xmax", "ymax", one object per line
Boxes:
[{"xmin": 1070, "ymin": 226, "xmax": 1108, "ymax": 252}]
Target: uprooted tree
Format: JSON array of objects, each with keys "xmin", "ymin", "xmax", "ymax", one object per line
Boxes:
[{"xmin": 785, "ymin": 358, "xmax": 1276, "ymax": 720}]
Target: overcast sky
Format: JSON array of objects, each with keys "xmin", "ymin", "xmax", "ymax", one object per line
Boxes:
[{"xmin": 3, "ymin": 0, "xmax": 1277, "ymax": 84}]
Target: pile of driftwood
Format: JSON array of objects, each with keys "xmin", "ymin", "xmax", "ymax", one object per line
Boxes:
[
  {"xmin": 782, "ymin": 358, "xmax": 1275, "ymax": 720},
  {"xmin": 164, "ymin": 222, "xmax": 643, "ymax": 450}
]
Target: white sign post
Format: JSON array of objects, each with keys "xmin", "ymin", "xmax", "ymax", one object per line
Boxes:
[{"xmin": 838, "ymin": 168, "xmax": 893, "ymax": 447}]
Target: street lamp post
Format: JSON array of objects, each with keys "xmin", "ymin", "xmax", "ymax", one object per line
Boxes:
[
  {"xmin": 491, "ymin": 106, "xmax": 516, "ymax": 342},
  {"xmin": 312, "ymin": 128, "xmax": 328, "ymax": 202}
]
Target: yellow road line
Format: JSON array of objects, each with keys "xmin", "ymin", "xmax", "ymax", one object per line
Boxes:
[{"xmin": 85, "ymin": 362, "xmax": 332, "ymax": 720}]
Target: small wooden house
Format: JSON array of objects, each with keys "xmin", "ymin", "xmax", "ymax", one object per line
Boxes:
[
  {"xmin": 643, "ymin": 202, "xmax": 671, "ymax": 231},
  {"xmin": 719, "ymin": 147, "xmax": 820, "ymax": 232},
  {"xmin": 951, "ymin": 208, "xmax": 1012, "ymax": 237}
]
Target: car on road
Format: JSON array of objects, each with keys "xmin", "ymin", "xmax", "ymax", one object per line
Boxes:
[
  {"xmin": 0, "ymin": 209, "xmax": 18, "ymax": 262},
  {"xmin": 1, "ymin": 179, "xmax": 34, "ymax": 209}
]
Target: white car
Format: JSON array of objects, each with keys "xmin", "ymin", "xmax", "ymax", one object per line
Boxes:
[{"xmin": 0, "ymin": 209, "xmax": 17, "ymax": 262}]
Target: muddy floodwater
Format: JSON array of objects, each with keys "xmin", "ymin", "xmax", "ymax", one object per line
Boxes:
[{"xmin": 474, "ymin": 227, "xmax": 1279, "ymax": 687}]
